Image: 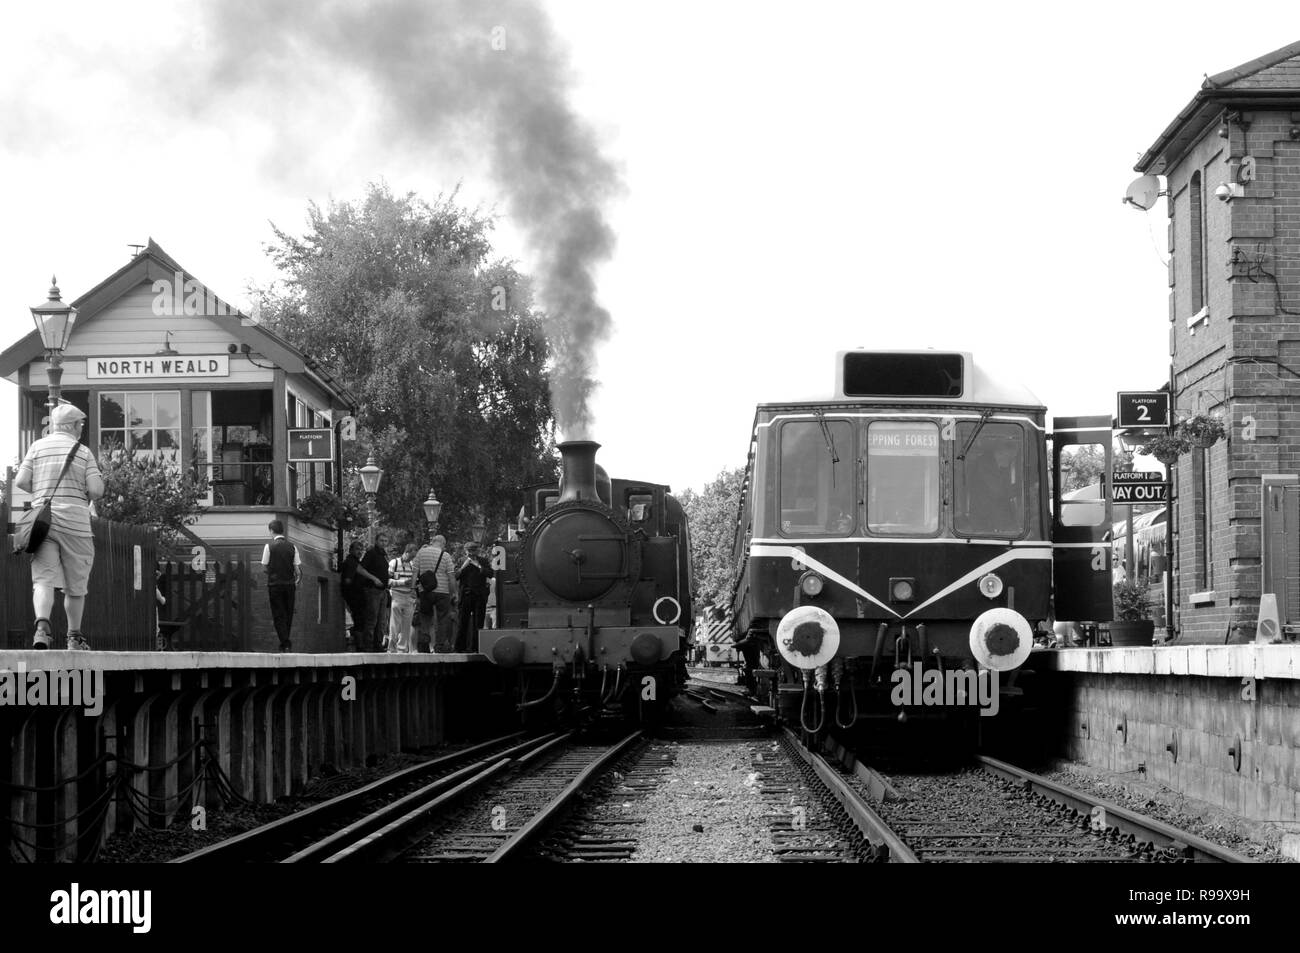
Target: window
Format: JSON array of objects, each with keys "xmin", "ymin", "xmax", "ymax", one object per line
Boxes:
[
  {"xmin": 865, "ymin": 420, "xmax": 939, "ymax": 535},
  {"xmin": 779, "ymin": 419, "xmax": 854, "ymax": 536},
  {"xmin": 954, "ymin": 422, "xmax": 1025, "ymax": 537},
  {"xmin": 287, "ymin": 390, "xmax": 332, "ymax": 507},
  {"xmin": 198, "ymin": 390, "xmax": 274, "ymax": 506},
  {"xmin": 1058, "ymin": 444, "xmax": 1107, "ymax": 527},
  {"xmin": 1197, "ymin": 446, "xmax": 1214, "ymax": 590},
  {"xmin": 1190, "ymin": 170, "xmax": 1206, "ymax": 315},
  {"xmin": 100, "ymin": 391, "xmax": 181, "ymax": 464}
]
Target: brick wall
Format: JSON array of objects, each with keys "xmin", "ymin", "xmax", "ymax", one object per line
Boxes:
[{"xmin": 1168, "ymin": 109, "xmax": 1300, "ymax": 641}]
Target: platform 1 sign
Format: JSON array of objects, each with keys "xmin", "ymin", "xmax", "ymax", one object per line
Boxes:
[
  {"xmin": 288, "ymin": 429, "xmax": 334, "ymax": 462},
  {"xmin": 1112, "ymin": 470, "xmax": 1166, "ymax": 504},
  {"xmin": 1116, "ymin": 391, "xmax": 1170, "ymax": 429}
]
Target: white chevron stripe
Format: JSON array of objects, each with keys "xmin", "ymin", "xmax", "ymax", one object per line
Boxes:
[{"xmin": 748, "ymin": 544, "xmax": 1053, "ymax": 620}]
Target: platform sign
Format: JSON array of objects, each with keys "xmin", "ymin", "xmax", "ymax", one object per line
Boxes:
[
  {"xmin": 1116, "ymin": 392, "xmax": 1170, "ymax": 429},
  {"xmin": 1112, "ymin": 470, "xmax": 1167, "ymax": 504},
  {"xmin": 288, "ymin": 429, "xmax": 334, "ymax": 462}
]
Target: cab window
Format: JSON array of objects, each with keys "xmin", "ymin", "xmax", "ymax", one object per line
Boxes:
[
  {"xmin": 954, "ymin": 422, "xmax": 1025, "ymax": 537},
  {"xmin": 779, "ymin": 419, "xmax": 854, "ymax": 536},
  {"xmin": 866, "ymin": 421, "xmax": 940, "ymax": 534}
]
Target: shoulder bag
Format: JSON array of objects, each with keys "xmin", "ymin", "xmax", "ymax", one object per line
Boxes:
[{"xmin": 13, "ymin": 442, "xmax": 83, "ymax": 556}]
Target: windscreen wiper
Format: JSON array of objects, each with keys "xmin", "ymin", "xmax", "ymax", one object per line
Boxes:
[
  {"xmin": 814, "ymin": 409, "xmax": 840, "ymax": 487},
  {"xmin": 957, "ymin": 409, "xmax": 993, "ymax": 461}
]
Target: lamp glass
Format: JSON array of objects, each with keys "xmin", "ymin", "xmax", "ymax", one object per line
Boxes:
[
  {"xmin": 31, "ymin": 304, "xmax": 78, "ymax": 352},
  {"xmin": 422, "ymin": 491, "xmax": 442, "ymax": 524},
  {"xmin": 471, "ymin": 522, "xmax": 486, "ymax": 544},
  {"xmin": 359, "ymin": 455, "xmax": 383, "ymax": 495}
]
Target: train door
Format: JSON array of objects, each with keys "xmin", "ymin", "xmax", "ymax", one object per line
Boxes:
[{"xmin": 1051, "ymin": 416, "xmax": 1114, "ymax": 622}]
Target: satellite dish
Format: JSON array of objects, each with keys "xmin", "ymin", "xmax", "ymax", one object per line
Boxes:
[{"xmin": 1123, "ymin": 174, "xmax": 1163, "ymax": 211}]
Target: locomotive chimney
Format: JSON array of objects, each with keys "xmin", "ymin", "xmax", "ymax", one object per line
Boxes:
[{"xmin": 558, "ymin": 440, "xmax": 602, "ymax": 503}]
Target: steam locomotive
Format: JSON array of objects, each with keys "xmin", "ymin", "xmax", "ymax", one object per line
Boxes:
[
  {"xmin": 478, "ymin": 441, "xmax": 693, "ymax": 723},
  {"xmin": 729, "ymin": 350, "xmax": 1114, "ymax": 737}
]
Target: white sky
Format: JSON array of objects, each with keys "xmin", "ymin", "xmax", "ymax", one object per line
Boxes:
[{"xmin": 1, "ymin": 2, "xmax": 1293, "ymax": 493}]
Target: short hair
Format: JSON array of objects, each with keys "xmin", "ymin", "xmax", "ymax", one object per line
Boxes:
[
  {"xmin": 404, "ymin": 543, "xmax": 418, "ymax": 558},
  {"xmin": 268, "ymin": 519, "xmax": 285, "ymax": 535},
  {"xmin": 432, "ymin": 534, "xmax": 447, "ymax": 547},
  {"xmin": 349, "ymin": 540, "xmax": 364, "ymax": 554}
]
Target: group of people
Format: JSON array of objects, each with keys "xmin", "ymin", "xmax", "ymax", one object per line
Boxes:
[{"xmin": 339, "ymin": 532, "xmax": 493, "ymax": 653}]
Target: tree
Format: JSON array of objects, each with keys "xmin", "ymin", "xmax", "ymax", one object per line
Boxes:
[
  {"xmin": 258, "ymin": 184, "xmax": 558, "ymax": 543},
  {"xmin": 1060, "ymin": 444, "xmax": 1106, "ymax": 493},
  {"xmin": 679, "ymin": 466, "xmax": 745, "ymax": 612},
  {"xmin": 94, "ymin": 442, "xmax": 209, "ymax": 546}
]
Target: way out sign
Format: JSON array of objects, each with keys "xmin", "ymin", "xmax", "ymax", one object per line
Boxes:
[
  {"xmin": 1113, "ymin": 471, "xmax": 1167, "ymax": 504},
  {"xmin": 288, "ymin": 429, "xmax": 334, "ymax": 462}
]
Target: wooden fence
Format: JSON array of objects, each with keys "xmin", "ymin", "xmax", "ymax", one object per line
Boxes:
[
  {"xmin": 3, "ymin": 472, "xmax": 158, "ymax": 649},
  {"xmin": 157, "ymin": 559, "xmax": 251, "ymax": 651}
]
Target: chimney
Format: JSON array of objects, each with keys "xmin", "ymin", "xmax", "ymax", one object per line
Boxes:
[{"xmin": 557, "ymin": 441, "xmax": 601, "ymax": 503}]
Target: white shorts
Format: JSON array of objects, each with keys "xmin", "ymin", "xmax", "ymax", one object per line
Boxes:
[{"xmin": 31, "ymin": 532, "xmax": 95, "ymax": 597}]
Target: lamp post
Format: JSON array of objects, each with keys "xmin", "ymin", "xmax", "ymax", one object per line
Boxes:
[
  {"xmin": 359, "ymin": 454, "xmax": 383, "ymax": 546},
  {"xmin": 30, "ymin": 277, "xmax": 78, "ymax": 419},
  {"xmin": 422, "ymin": 489, "xmax": 442, "ymax": 544}
]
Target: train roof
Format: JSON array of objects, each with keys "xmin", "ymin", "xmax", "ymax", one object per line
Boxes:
[{"xmin": 756, "ymin": 351, "xmax": 1045, "ymax": 411}]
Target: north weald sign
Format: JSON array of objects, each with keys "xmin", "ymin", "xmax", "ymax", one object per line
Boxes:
[
  {"xmin": 288, "ymin": 429, "xmax": 334, "ymax": 462},
  {"xmin": 1113, "ymin": 470, "xmax": 1167, "ymax": 504},
  {"xmin": 1116, "ymin": 391, "xmax": 1171, "ymax": 429}
]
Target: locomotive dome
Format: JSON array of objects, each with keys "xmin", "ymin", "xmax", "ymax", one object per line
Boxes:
[{"xmin": 764, "ymin": 350, "xmax": 1045, "ymax": 409}]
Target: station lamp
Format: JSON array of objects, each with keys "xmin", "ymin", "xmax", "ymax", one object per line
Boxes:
[
  {"xmin": 422, "ymin": 489, "xmax": 442, "ymax": 541},
  {"xmin": 359, "ymin": 454, "xmax": 383, "ymax": 544},
  {"xmin": 30, "ymin": 277, "xmax": 78, "ymax": 414}
]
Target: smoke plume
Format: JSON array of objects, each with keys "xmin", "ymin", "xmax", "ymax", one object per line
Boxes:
[{"xmin": 181, "ymin": 0, "xmax": 618, "ymax": 435}]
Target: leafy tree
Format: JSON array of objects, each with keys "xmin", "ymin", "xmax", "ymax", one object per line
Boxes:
[
  {"xmin": 1060, "ymin": 444, "xmax": 1106, "ymax": 493},
  {"xmin": 94, "ymin": 442, "xmax": 209, "ymax": 545},
  {"xmin": 679, "ymin": 466, "xmax": 745, "ymax": 612},
  {"xmin": 258, "ymin": 184, "xmax": 558, "ymax": 544}
]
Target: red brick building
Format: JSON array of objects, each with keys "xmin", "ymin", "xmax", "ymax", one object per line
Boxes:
[{"xmin": 1136, "ymin": 41, "xmax": 1300, "ymax": 641}]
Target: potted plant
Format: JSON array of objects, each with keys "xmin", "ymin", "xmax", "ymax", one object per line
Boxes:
[
  {"xmin": 1179, "ymin": 413, "xmax": 1226, "ymax": 449},
  {"xmin": 296, "ymin": 489, "xmax": 356, "ymax": 529},
  {"xmin": 1137, "ymin": 430, "xmax": 1190, "ymax": 466},
  {"xmin": 1111, "ymin": 580, "xmax": 1155, "ymax": 647}
]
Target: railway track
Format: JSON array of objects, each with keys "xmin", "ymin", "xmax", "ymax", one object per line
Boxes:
[
  {"xmin": 808, "ymin": 738, "xmax": 1253, "ymax": 864},
  {"xmin": 172, "ymin": 731, "xmax": 542, "ymax": 863}
]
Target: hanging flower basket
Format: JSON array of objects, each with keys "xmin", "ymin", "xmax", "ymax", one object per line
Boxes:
[
  {"xmin": 1179, "ymin": 414, "xmax": 1226, "ymax": 449},
  {"xmin": 1137, "ymin": 431, "xmax": 1190, "ymax": 466}
]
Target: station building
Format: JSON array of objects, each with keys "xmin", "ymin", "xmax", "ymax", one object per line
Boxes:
[
  {"xmin": 1136, "ymin": 41, "xmax": 1300, "ymax": 642},
  {"xmin": 1, "ymin": 239, "xmax": 356, "ymax": 651}
]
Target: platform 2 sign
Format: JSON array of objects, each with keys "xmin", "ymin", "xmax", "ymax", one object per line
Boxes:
[
  {"xmin": 288, "ymin": 429, "xmax": 334, "ymax": 462},
  {"xmin": 1112, "ymin": 470, "xmax": 1167, "ymax": 504},
  {"xmin": 1116, "ymin": 391, "xmax": 1170, "ymax": 429}
]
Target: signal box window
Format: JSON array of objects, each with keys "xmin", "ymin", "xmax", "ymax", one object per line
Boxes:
[
  {"xmin": 779, "ymin": 419, "xmax": 854, "ymax": 536},
  {"xmin": 866, "ymin": 421, "xmax": 939, "ymax": 534},
  {"xmin": 955, "ymin": 423, "xmax": 1025, "ymax": 537}
]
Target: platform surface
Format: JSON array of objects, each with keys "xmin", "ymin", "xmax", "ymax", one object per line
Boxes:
[
  {"xmin": 1030, "ymin": 643, "xmax": 1300, "ymax": 680},
  {"xmin": 0, "ymin": 650, "xmax": 485, "ymax": 671}
]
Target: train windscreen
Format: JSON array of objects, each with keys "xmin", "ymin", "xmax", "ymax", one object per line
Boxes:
[
  {"xmin": 779, "ymin": 419, "xmax": 854, "ymax": 535},
  {"xmin": 865, "ymin": 421, "xmax": 940, "ymax": 534},
  {"xmin": 954, "ymin": 423, "xmax": 1025, "ymax": 537},
  {"xmin": 843, "ymin": 353, "xmax": 963, "ymax": 398}
]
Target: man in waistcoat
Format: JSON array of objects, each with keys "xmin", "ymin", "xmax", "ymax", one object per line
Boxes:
[{"xmin": 261, "ymin": 519, "xmax": 301, "ymax": 651}]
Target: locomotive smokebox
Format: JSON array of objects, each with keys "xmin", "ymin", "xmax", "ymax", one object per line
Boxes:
[{"xmin": 558, "ymin": 440, "xmax": 603, "ymax": 503}]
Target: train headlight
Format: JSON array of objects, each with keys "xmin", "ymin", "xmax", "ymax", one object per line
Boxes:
[
  {"xmin": 799, "ymin": 572, "xmax": 825, "ymax": 597},
  {"xmin": 890, "ymin": 577, "xmax": 916, "ymax": 603},
  {"xmin": 978, "ymin": 573, "xmax": 1004, "ymax": 599}
]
